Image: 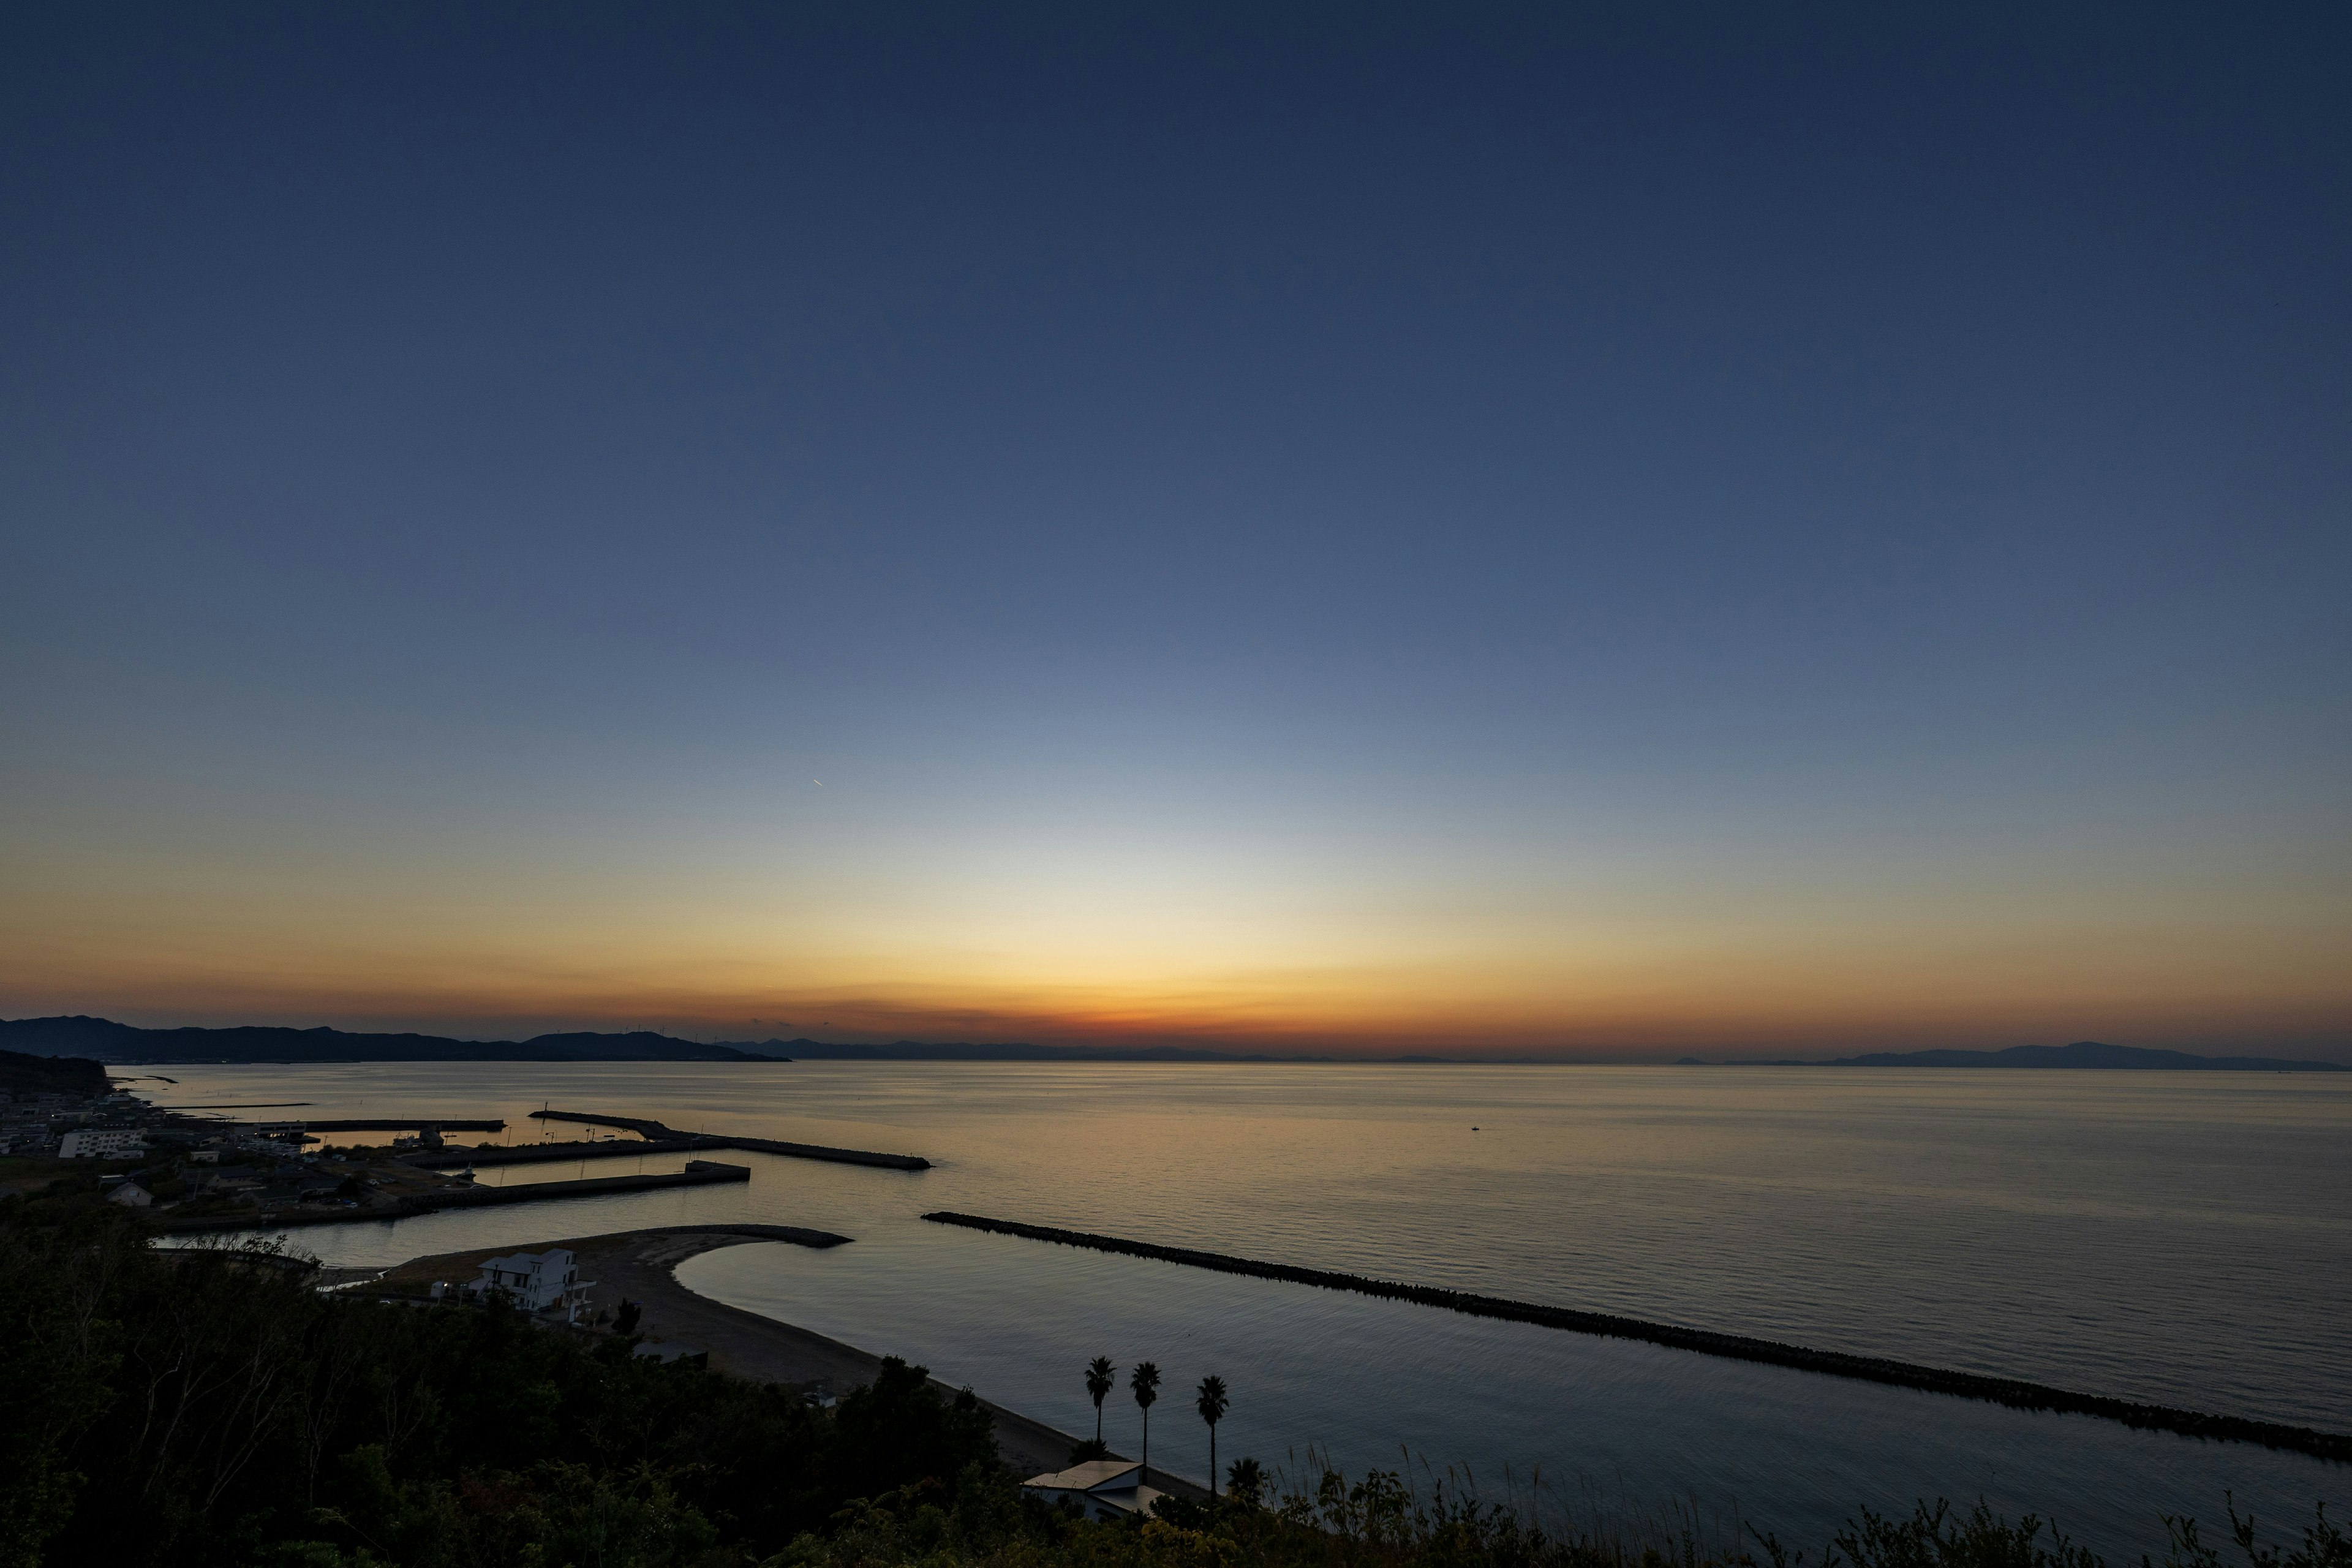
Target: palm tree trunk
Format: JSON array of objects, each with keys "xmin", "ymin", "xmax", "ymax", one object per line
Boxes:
[
  {"xmin": 1095, "ymin": 1403, "xmax": 1102, "ymax": 1444},
  {"xmin": 1210, "ymin": 1426, "xmax": 1218, "ymax": 1494},
  {"xmin": 1142, "ymin": 1408, "xmax": 1150, "ymax": 1472}
]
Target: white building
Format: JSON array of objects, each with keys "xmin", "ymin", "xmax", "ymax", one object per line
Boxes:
[
  {"xmin": 467, "ymin": 1248, "xmax": 594, "ymax": 1319},
  {"xmin": 105, "ymin": 1180, "xmax": 154, "ymax": 1207},
  {"xmin": 59, "ymin": 1129, "xmax": 148, "ymax": 1160},
  {"xmin": 1020, "ymin": 1460, "xmax": 1168, "ymax": 1521}
]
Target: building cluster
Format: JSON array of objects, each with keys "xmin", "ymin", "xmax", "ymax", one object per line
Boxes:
[
  {"xmin": 2, "ymin": 1086, "xmax": 314, "ymax": 1164},
  {"xmin": 1, "ymin": 1084, "xmax": 488, "ymax": 1223},
  {"xmin": 1, "ymin": 1087, "xmax": 154, "ymax": 1158}
]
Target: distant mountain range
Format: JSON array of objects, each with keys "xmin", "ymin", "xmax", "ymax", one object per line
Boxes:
[
  {"xmin": 0, "ymin": 1016, "xmax": 786, "ymax": 1065},
  {"xmin": 4, "ymin": 1018, "xmax": 2340, "ymax": 1070},
  {"xmin": 0, "ymin": 1016, "xmax": 1311, "ymax": 1066},
  {"xmin": 1745, "ymin": 1040, "xmax": 2346, "ymax": 1071}
]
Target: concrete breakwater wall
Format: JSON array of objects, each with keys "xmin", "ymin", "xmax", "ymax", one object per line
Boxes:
[
  {"xmin": 518, "ymin": 1109, "xmax": 933, "ymax": 1171},
  {"xmin": 923, "ymin": 1210, "xmax": 2352, "ymax": 1464},
  {"xmin": 407, "ymin": 1136, "xmax": 715, "ymax": 1169},
  {"xmin": 304, "ymin": 1118, "xmax": 507, "ymax": 1133},
  {"xmin": 162, "ymin": 1160, "xmax": 752, "ymax": 1234}
]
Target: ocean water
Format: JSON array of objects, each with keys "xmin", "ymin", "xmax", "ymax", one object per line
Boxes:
[{"xmin": 138, "ymin": 1062, "xmax": 2351, "ymax": 1556}]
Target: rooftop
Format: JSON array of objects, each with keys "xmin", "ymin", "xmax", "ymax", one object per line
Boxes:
[
  {"xmin": 1024, "ymin": 1459, "xmax": 1143, "ymax": 1491},
  {"xmin": 479, "ymin": 1248, "xmax": 573, "ymax": 1274}
]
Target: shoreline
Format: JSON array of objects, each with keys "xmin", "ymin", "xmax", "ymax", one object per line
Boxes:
[{"xmin": 353, "ymin": 1223, "xmax": 1189, "ymax": 1490}]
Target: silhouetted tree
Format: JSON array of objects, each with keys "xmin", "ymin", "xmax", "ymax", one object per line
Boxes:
[
  {"xmin": 1226, "ymin": 1456, "xmax": 1265, "ymax": 1507},
  {"xmin": 1085, "ymin": 1355, "xmax": 1116, "ymax": 1444},
  {"xmin": 1194, "ymin": 1374, "xmax": 1229, "ymax": 1492},
  {"xmin": 1129, "ymin": 1360, "xmax": 1160, "ymax": 1472}
]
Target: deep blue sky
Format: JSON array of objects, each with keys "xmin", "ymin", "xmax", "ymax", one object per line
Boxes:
[{"xmin": 3, "ymin": 4, "xmax": 2346, "ymax": 1052}]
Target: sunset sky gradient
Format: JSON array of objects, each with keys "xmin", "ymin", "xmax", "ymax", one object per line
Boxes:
[{"xmin": 3, "ymin": 5, "xmax": 2346, "ymax": 1056}]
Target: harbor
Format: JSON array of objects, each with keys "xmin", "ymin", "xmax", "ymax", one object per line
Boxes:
[{"xmin": 159, "ymin": 1158, "xmax": 755, "ymax": 1232}]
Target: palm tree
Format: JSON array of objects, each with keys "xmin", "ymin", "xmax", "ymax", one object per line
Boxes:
[
  {"xmin": 1195, "ymin": 1375, "xmax": 1229, "ymax": 1493},
  {"xmin": 1226, "ymin": 1457, "xmax": 1265, "ymax": 1507},
  {"xmin": 1085, "ymin": 1357, "xmax": 1117, "ymax": 1445},
  {"xmin": 1129, "ymin": 1360, "xmax": 1161, "ymax": 1472}
]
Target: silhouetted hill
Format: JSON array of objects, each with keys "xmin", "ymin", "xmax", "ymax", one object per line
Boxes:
[
  {"xmin": 0, "ymin": 1017, "xmax": 785, "ymax": 1065},
  {"xmin": 0, "ymin": 1047, "xmax": 112, "ymax": 1097},
  {"xmin": 15, "ymin": 1019, "xmax": 2334, "ymax": 1070},
  {"xmin": 1757, "ymin": 1040, "xmax": 2346, "ymax": 1071},
  {"xmin": 0, "ymin": 1017, "xmax": 1319, "ymax": 1065}
]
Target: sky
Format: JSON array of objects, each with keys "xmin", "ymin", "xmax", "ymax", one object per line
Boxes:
[{"xmin": 2, "ymin": 3, "xmax": 2346, "ymax": 1058}]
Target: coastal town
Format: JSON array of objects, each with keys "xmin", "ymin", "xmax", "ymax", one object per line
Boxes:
[
  {"xmin": 0, "ymin": 1047, "xmax": 764, "ymax": 1229},
  {"xmin": 4, "ymin": 1044, "xmax": 1208, "ymax": 1521},
  {"xmin": 1, "ymin": 1067, "xmax": 483, "ymax": 1221}
]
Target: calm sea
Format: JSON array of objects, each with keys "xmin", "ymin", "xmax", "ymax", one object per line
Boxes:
[{"xmin": 138, "ymin": 1062, "xmax": 2351, "ymax": 1556}]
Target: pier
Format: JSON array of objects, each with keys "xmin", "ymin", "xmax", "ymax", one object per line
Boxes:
[
  {"xmin": 303, "ymin": 1118, "xmax": 507, "ymax": 1133},
  {"xmin": 405, "ymin": 1138, "xmax": 697, "ymax": 1168},
  {"xmin": 161, "ymin": 1159, "xmax": 754, "ymax": 1233},
  {"xmin": 923, "ymin": 1210, "xmax": 2352, "ymax": 1464},
  {"xmin": 401, "ymin": 1109, "xmax": 932, "ymax": 1172}
]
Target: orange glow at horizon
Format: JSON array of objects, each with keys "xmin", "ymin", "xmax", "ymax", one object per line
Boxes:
[
  {"xmin": 4, "ymin": 758, "xmax": 2345, "ymax": 1058},
  {"xmin": 6, "ymin": 885, "xmax": 2345, "ymax": 1057}
]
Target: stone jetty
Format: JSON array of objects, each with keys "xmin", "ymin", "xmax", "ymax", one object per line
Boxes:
[
  {"xmin": 159, "ymin": 1159, "xmax": 752, "ymax": 1233},
  {"xmin": 397, "ymin": 1110, "xmax": 932, "ymax": 1172},
  {"xmin": 923, "ymin": 1210, "xmax": 2352, "ymax": 1464}
]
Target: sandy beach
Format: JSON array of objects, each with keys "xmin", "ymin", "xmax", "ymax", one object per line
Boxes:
[{"xmin": 355, "ymin": 1223, "xmax": 1174, "ymax": 1487}]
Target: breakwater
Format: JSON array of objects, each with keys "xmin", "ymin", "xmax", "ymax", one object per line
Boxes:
[
  {"xmin": 508, "ymin": 1109, "xmax": 932, "ymax": 1171},
  {"xmin": 304, "ymin": 1118, "xmax": 507, "ymax": 1133},
  {"xmin": 922, "ymin": 1210, "xmax": 2352, "ymax": 1464},
  {"xmin": 162, "ymin": 1159, "xmax": 752, "ymax": 1233},
  {"xmin": 406, "ymin": 1137, "xmax": 703, "ymax": 1168}
]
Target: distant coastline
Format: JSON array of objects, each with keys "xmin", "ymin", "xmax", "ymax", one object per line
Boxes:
[
  {"xmin": 1722, "ymin": 1040, "xmax": 2348, "ymax": 1072},
  {"xmin": 0, "ymin": 1016, "xmax": 785, "ymax": 1065},
  {"xmin": 2, "ymin": 1017, "xmax": 2342, "ymax": 1070}
]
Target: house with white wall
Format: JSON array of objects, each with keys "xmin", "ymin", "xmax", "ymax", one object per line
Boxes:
[
  {"xmin": 1020, "ymin": 1460, "xmax": 1167, "ymax": 1521},
  {"xmin": 466, "ymin": 1248, "xmax": 594, "ymax": 1319}
]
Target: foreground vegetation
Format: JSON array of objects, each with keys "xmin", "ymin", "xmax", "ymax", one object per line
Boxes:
[{"xmin": 0, "ymin": 1193, "xmax": 2342, "ymax": 1568}]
